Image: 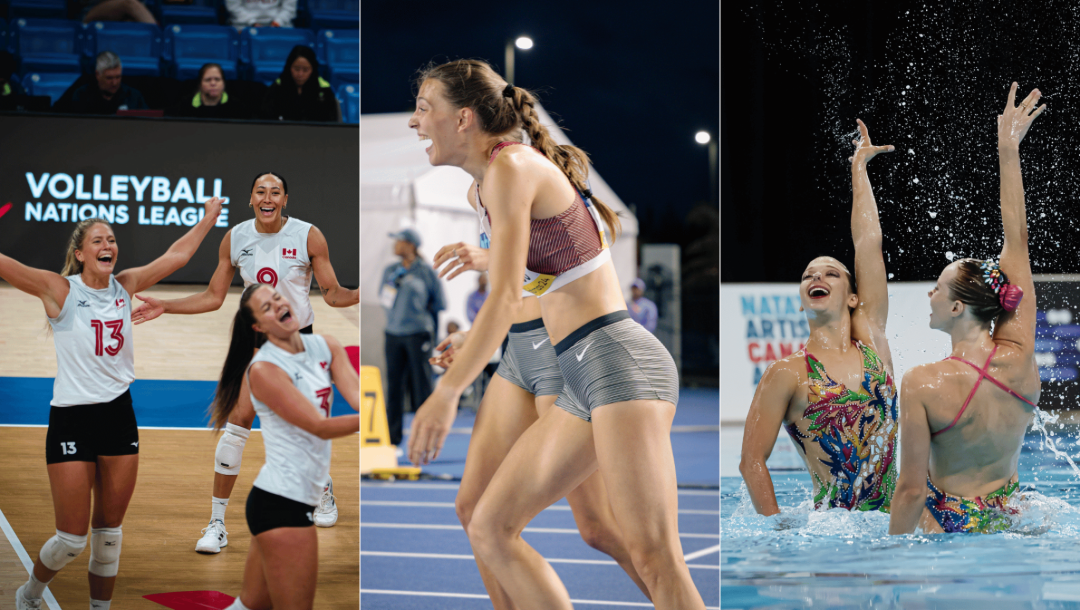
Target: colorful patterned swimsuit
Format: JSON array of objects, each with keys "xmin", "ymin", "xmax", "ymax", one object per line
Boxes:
[
  {"xmin": 924, "ymin": 345, "xmax": 1034, "ymax": 533},
  {"xmin": 784, "ymin": 341, "xmax": 898, "ymax": 512}
]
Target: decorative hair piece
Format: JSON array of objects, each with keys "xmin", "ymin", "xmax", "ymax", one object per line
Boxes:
[
  {"xmin": 980, "ymin": 259, "xmax": 1023, "ymax": 312},
  {"xmin": 503, "ymin": 83, "xmax": 515, "ymax": 97}
]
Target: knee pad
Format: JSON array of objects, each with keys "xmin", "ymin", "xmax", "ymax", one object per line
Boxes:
[
  {"xmin": 88, "ymin": 526, "xmax": 122, "ymax": 577},
  {"xmin": 214, "ymin": 423, "xmax": 250, "ymax": 476},
  {"xmin": 39, "ymin": 530, "xmax": 87, "ymax": 571}
]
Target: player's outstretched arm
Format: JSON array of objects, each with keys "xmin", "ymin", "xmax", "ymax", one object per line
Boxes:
[
  {"xmin": 0, "ymin": 253, "xmax": 70, "ymax": 318},
  {"xmin": 117, "ymin": 198, "xmax": 223, "ymax": 296},
  {"xmin": 132, "ymin": 231, "xmax": 237, "ymax": 324},
  {"xmin": 309, "ymin": 226, "xmax": 358, "ymax": 308}
]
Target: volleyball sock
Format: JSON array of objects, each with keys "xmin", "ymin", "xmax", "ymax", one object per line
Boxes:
[
  {"xmin": 24, "ymin": 572, "xmax": 49, "ymax": 599},
  {"xmin": 90, "ymin": 599, "xmax": 112, "ymax": 609},
  {"xmin": 211, "ymin": 496, "xmax": 229, "ymax": 522}
]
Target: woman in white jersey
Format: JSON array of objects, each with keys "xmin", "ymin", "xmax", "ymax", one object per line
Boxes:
[
  {"xmin": 406, "ymin": 59, "xmax": 704, "ymax": 609},
  {"xmin": 210, "ymin": 283, "xmax": 359, "ymax": 610},
  {"xmin": 131, "ymin": 171, "xmax": 358, "ymax": 552},
  {"xmin": 8, "ymin": 200, "xmax": 222, "ymax": 610}
]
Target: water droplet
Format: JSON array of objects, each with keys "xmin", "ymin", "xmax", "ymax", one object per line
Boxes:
[{"xmin": 946, "ymin": 251, "xmax": 955, "ymax": 261}]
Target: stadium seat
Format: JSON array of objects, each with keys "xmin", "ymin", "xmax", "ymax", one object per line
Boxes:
[
  {"xmin": 7, "ymin": 0, "xmax": 65, "ymax": 20},
  {"xmin": 81, "ymin": 22, "xmax": 161, "ymax": 76},
  {"xmin": 315, "ymin": 28, "xmax": 355, "ymax": 83},
  {"xmin": 1, "ymin": 18, "xmax": 8, "ymax": 54},
  {"xmin": 303, "ymin": 0, "xmax": 356, "ymax": 30},
  {"xmin": 239, "ymin": 27, "xmax": 313, "ymax": 84},
  {"xmin": 156, "ymin": 0, "xmax": 219, "ymax": 26},
  {"xmin": 21, "ymin": 70, "xmax": 78, "ymax": 103},
  {"xmin": 10, "ymin": 18, "xmax": 81, "ymax": 73},
  {"xmin": 336, "ymin": 82, "xmax": 355, "ymax": 123},
  {"xmin": 162, "ymin": 24, "xmax": 238, "ymax": 80}
]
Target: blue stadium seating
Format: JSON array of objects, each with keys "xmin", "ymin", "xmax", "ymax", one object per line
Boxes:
[
  {"xmin": 162, "ymin": 24, "xmax": 238, "ymax": 80},
  {"xmin": 81, "ymin": 22, "xmax": 162, "ymax": 76},
  {"xmin": 1, "ymin": 19, "xmax": 8, "ymax": 54},
  {"xmin": 315, "ymin": 28, "xmax": 355, "ymax": 83},
  {"xmin": 7, "ymin": 0, "xmax": 66, "ymax": 20},
  {"xmin": 10, "ymin": 18, "xmax": 82, "ymax": 73},
  {"xmin": 303, "ymin": 0, "xmax": 356, "ymax": 30},
  {"xmin": 336, "ymin": 82, "xmax": 356, "ymax": 123},
  {"xmin": 21, "ymin": 70, "xmax": 79, "ymax": 103},
  {"xmin": 156, "ymin": 0, "xmax": 220, "ymax": 26},
  {"xmin": 239, "ymin": 27, "xmax": 313, "ymax": 84}
]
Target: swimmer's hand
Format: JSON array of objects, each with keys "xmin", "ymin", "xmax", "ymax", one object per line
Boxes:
[
  {"xmin": 407, "ymin": 385, "xmax": 459, "ymax": 466},
  {"xmin": 429, "ymin": 331, "xmax": 468, "ymax": 369},
  {"xmin": 766, "ymin": 512, "xmax": 807, "ymax": 531},
  {"xmin": 848, "ymin": 118, "xmax": 894, "ymax": 165},
  {"xmin": 131, "ymin": 294, "xmax": 164, "ymax": 324},
  {"xmin": 433, "ymin": 242, "xmax": 489, "ymax": 280},
  {"xmin": 999, "ymin": 82, "xmax": 1045, "ymax": 149}
]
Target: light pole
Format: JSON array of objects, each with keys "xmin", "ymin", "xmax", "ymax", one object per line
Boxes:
[
  {"xmin": 696, "ymin": 131, "xmax": 717, "ymax": 207},
  {"xmin": 504, "ymin": 36, "xmax": 533, "ymax": 85}
]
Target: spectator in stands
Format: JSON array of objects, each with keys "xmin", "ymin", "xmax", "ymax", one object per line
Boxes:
[
  {"xmin": 169, "ymin": 63, "xmax": 246, "ymax": 119},
  {"xmin": 380, "ymin": 228, "xmax": 445, "ymax": 455},
  {"xmin": 627, "ymin": 277, "xmax": 658, "ymax": 333},
  {"xmin": 259, "ymin": 46, "xmax": 340, "ymax": 122},
  {"xmin": 70, "ymin": 52, "xmax": 148, "ymax": 115},
  {"xmin": 226, "ymin": 0, "xmax": 297, "ymax": 28},
  {"xmin": 80, "ymin": 0, "xmax": 157, "ymax": 24},
  {"xmin": 465, "ymin": 273, "xmax": 487, "ymax": 324},
  {"xmin": 0, "ymin": 52, "xmax": 27, "ymax": 99}
]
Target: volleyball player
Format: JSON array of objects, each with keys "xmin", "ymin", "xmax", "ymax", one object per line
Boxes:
[
  {"xmin": 10, "ymin": 199, "xmax": 222, "ymax": 610},
  {"xmin": 210, "ymin": 284, "xmax": 359, "ymax": 610},
  {"xmin": 406, "ymin": 59, "xmax": 705, "ymax": 609},
  {"xmin": 130, "ymin": 171, "xmax": 358, "ymax": 553}
]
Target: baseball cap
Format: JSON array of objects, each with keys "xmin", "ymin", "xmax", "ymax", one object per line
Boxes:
[
  {"xmin": 388, "ymin": 228, "xmax": 422, "ymax": 247},
  {"xmin": 631, "ymin": 278, "xmax": 646, "ymax": 291}
]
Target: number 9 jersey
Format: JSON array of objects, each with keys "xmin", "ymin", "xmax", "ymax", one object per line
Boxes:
[
  {"xmin": 230, "ymin": 217, "xmax": 315, "ymax": 329},
  {"xmin": 49, "ymin": 275, "xmax": 134, "ymax": 407}
]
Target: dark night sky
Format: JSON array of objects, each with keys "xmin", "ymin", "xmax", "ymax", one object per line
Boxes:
[
  {"xmin": 360, "ymin": 1, "xmax": 720, "ymax": 241},
  {"xmin": 723, "ymin": 0, "xmax": 1080, "ymax": 284}
]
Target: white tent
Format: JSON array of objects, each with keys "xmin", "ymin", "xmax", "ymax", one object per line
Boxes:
[{"xmin": 360, "ymin": 106, "xmax": 639, "ymax": 369}]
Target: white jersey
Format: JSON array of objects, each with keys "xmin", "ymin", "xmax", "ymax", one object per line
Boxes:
[
  {"xmin": 248, "ymin": 334, "xmax": 334, "ymax": 506},
  {"xmin": 49, "ymin": 275, "xmax": 135, "ymax": 407},
  {"xmin": 230, "ymin": 217, "xmax": 315, "ymax": 328}
]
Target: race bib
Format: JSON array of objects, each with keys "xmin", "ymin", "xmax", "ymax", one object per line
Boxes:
[{"xmin": 379, "ymin": 284, "xmax": 397, "ymax": 309}]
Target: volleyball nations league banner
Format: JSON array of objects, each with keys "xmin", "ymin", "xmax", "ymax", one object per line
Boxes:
[{"xmin": 0, "ymin": 114, "xmax": 358, "ymax": 286}]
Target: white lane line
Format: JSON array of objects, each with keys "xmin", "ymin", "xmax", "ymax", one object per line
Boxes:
[
  {"xmin": 363, "ymin": 550, "xmax": 718, "ymax": 569},
  {"xmin": 0, "ymin": 507, "xmax": 62, "ymax": 610},
  {"xmin": 361, "ymin": 500, "xmax": 719, "ymax": 515},
  {"xmin": 683, "ymin": 544, "xmax": 721, "ymax": 561},
  {"xmin": 361, "ymin": 588, "xmax": 720, "ymax": 609},
  {"xmin": 361, "ymin": 522, "xmax": 719, "ymax": 539},
  {"xmin": 360, "ymin": 482, "xmax": 720, "ymax": 495}
]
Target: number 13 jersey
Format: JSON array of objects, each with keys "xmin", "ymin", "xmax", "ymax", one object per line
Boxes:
[
  {"xmin": 248, "ymin": 334, "xmax": 334, "ymax": 506},
  {"xmin": 230, "ymin": 217, "xmax": 315, "ymax": 329},
  {"xmin": 49, "ymin": 275, "xmax": 134, "ymax": 407}
]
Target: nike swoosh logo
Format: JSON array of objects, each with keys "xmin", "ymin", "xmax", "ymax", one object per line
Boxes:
[
  {"xmin": 576, "ymin": 344, "xmax": 592, "ymax": 361},
  {"xmin": 532, "ymin": 338, "xmax": 550, "ymax": 350}
]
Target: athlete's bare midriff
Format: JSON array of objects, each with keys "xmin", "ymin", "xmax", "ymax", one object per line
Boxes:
[
  {"xmin": 515, "ymin": 295, "xmax": 543, "ymax": 326},
  {"xmin": 538, "ymin": 261, "xmax": 627, "ymax": 345}
]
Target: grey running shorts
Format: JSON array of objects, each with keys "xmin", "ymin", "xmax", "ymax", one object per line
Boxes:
[{"xmin": 495, "ymin": 318, "xmax": 564, "ymax": 397}]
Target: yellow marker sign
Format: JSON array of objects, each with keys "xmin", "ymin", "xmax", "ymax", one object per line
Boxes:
[{"xmin": 360, "ymin": 365, "xmax": 398, "ymax": 473}]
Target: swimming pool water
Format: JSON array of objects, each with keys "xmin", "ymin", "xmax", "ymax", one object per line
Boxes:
[{"xmin": 721, "ymin": 427, "xmax": 1080, "ymax": 608}]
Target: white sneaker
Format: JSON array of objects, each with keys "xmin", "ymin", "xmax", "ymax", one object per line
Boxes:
[
  {"xmin": 15, "ymin": 583, "xmax": 42, "ymax": 610},
  {"xmin": 196, "ymin": 519, "xmax": 228, "ymax": 553},
  {"xmin": 314, "ymin": 478, "xmax": 338, "ymax": 527}
]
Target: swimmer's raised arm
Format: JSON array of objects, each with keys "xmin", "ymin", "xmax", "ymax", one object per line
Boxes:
[
  {"xmin": 993, "ymin": 82, "xmax": 1044, "ymax": 354},
  {"xmin": 739, "ymin": 358, "xmax": 799, "ymax": 516},
  {"xmin": 848, "ymin": 119, "xmax": 895, "ymax": 374},
  {"xmin": 889, "ymin": 367, "xmax": 933, "ymax": 535}
]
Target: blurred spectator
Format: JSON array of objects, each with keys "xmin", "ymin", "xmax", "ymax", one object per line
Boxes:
[
  {"xmin": 465, "ymin": 273, "xmax": 488, "ymax": 324},
  {"xmin": 380, "ymin": 228, "xmax": 445, "ymax": 453},
  {"xmin": 169, "ymin": 63, "xmax": 246, "ymax": 119},
  {"xmin": 226, "ymin": 0, "xmax": 297, "ymax": 28},
  {"xmin": 0, "ymin": 52, "xmax": 27, "ymax": 99},
  {"xmin": 80, "ymin": 0, "xmax": 157, "ymax": 24},
  {"xmin": 70, "ymin": 52, "xmax": 148, "ymax": 115},
  {"xmin": 259, "ymin": 45, "xmax": 339, "ymax": 122},
  {"xmin": 627, "ymin": 277, "xmax": 658, "ymax": 333}
]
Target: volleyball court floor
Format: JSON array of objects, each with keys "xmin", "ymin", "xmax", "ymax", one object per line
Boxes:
[
  {"xmin": 0, "ymin": 283, "xmax": 360, "ymax": 609},
  {"xmin": 361, "ymin": 388, "xmax": 721, "ymax": 609}
]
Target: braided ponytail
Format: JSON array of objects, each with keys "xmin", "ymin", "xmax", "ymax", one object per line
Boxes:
[{"xmin": 416, "ymin": 59, "xmax": 621, "ymax": 241}]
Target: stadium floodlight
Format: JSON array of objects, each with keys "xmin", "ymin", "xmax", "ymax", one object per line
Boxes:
[
  {"xmin": 516, "ymin": 36, "xmax": 534, "ymax": 50},
  {"xmin": 505, "ymin": 36, "xmax": 534, "ymax": 85},
  {"xmin": 695, "ymin": 131, "xmax": 712, "ymax": 145}
]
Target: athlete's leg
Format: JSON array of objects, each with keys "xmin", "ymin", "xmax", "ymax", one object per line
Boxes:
[
  {"xmin": 213, "ymin": 381, "xmax": 257, "ymax": 500},
  {"xmin": 468, "ymin": 407, "xmax": 599, "ymax": 610},
  {"xmin": 87, "ymin": 453, "xmax": 138, "ymax": 602},
  {"xmin": 533, "ymin": 396, "xmax": 650, "ymax": 600},
  {"xmin": 456, "ymin": 374, "xmax": 538, "ymax": 610},
  {"xmin": 592, "ymin": 400, "xmax": 704, "ymax": 609},
  {"xmin": 254, "ymin": 526, "xmax": 319, "ymax": 609},
  {"xmin": 383, "ymin": 333, "xmax": 408, "ymax": 447},
  {"xmin": 235, "ymin": 535, "xmax": 273, "ymax": 610},
  {"xmin": 30, "ymin": 461, "xmax": 96, "ymax": 584},
  {"xmin": 404, "ymin": 331, "xmax": 435, "ymax": 412}
]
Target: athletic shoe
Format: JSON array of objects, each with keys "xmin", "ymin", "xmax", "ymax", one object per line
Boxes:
[
  {"xmin": 314, "ymin": 478, "xmax": 338, "ymax": 527},
  {"xmin": 15, "ymin": 583, "xmax": 42, "ymax": 610},
  {"xmin": 195, "ymin": 519, "xmax": 228, "ymax": 553}
]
